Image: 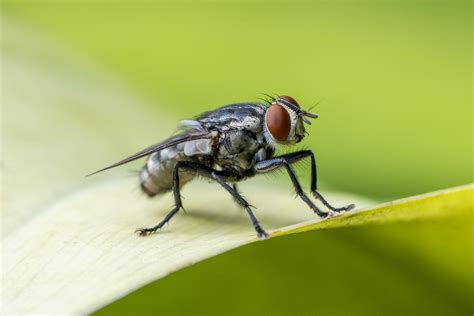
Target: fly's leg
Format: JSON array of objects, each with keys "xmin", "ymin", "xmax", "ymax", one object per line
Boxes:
[
  {"xmin": 138, "ymin": 161, "xmax": 268, "ymax": 239},
  {"xmin": 177, "ymin": 162, "xmax": 267, "ymax": 238},
  {"xmin": 211, "ymin": 172, "xmax": 268, "ymax": 239},
  {"xmin": 303, "ymin": 151, "xmax": 355, "ymax": 212},
  {"xmin": 255, "ymin": 157, "xmax": 327, "ymax": 217},
  {"xmin": 254, "ymin": 150, "xmax": 354, "ymax": 216},
  {"xmin": 312, "ymin": 190, "xmax": 354, "ymax": 213},
  {"xmin": 136, "ymin": 161, "xmax": 184, "ymax": 236}
]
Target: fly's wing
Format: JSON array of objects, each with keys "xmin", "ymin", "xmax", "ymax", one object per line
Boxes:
[
  {"xmin": 87, "ymin": 131, "xmax": 215, "ymax": 176},
  {"xmin": 88, "ymin": 103, "xmax": 266, "ymax": 176}
]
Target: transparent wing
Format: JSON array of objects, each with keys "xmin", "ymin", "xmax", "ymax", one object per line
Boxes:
[{"xmin": 87, "ymin": 131, "xmax": 214, "ymax": 176}]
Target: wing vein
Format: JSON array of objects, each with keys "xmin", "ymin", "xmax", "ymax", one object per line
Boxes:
[{"xmin": 86, "ymin": 132, "xmax": 214, "ymax": 176}]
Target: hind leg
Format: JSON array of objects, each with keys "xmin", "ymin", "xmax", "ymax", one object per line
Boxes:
[
  {"xmin": 136, "ymin": 162, "xmax": 184, "ymax": 236},
  {"xmin": 181, "ymin": 162, "xmax": 267, "ymax": 238},
  {"xmin": 137, "ymin": 161, "xmax": 268, "ymax": 238}
]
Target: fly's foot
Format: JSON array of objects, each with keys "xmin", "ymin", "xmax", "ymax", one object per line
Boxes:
[
  {"xmin": 136, "ymin": 205, "xmax": 180, "ymax": 237},
  {"xmin": 333, "ymin": 203, "xmax": 356, "ymax": 213},
  {"xmin": 256, "ymin": 226, "xmax": 269, "ymax": 240},
  {"xmin": 316, "ymin": 211, "xmax": 330, "ymax": 218},
  {"xmin": 312, "ymin": 191, "xmax": 356, "ymax": 213},
  {"xmin": 325, "ymin": 210, "xmax": 344, "ymax": 219},
  {"xmin": 322, "ymin": 203, "xmax": 355, "ymax": 213},
  {"xmin": 135, "ymin": 226, "xmax": 162, "ymax": 237},
  {"xmin": 317, "ymin": 209, "xmax": 348, "ymax": 221},
  {"xmin": 311, "ymin": 205, "xmax": 329, "ymax": 218}
]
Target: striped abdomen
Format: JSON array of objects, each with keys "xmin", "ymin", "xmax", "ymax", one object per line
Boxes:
[
  {"xmin": 139, "ymin": 144, "xmax": 189, "ymax": 197},
  {"xmin": 139, "ymin": 138, "xmax": 212, "ymax": 197}
]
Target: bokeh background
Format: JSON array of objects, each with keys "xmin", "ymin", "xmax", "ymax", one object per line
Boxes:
[
  {"xmin": 3, "ymin": 1, "xmax": 472, "ymax": 199},
  {"xmin": 2, "ymin": 1, "xmax": 472, "ymax": 315}
]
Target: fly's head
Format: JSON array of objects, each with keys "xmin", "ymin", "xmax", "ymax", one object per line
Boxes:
[{"xmin": 264, "ymin": 95, "xmax": 318, "ymax": 146}]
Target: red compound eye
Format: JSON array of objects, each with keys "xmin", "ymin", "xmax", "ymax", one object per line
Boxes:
[
  {"xmin": 279, "ymin": 95, "xmax": 300, "ymax": 108},
  {"xmin": 266, "ymin": 104, "xmax": 291, "ymax": 141}
]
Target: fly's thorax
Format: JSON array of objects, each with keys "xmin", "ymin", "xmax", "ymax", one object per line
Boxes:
[
  {"xmin": 198, "ymin": 103, "xmax": 267, "ymax": 134},
  {"xmin": 214, "ymin": 129, "xmax": 261, "ymax": 172}
]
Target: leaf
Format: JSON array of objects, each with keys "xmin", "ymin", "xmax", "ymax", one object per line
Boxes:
[
  {"xmin": 96, "ymin": 185, "xmax": 473, "ymax": 316},
  {"xmin": 273, "ymin": 183, "xmax": 473, "ymax": 237},
  {"xmin": 4, "ymin": 179, "xmax": 471, "ymax": 315}
]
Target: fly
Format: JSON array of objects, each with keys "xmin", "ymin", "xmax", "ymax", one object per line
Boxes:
[{"xmin": 89, "ymin": 95, "xmax": 355, "ymax": 238}]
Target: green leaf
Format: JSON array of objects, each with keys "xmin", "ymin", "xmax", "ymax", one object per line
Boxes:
[
  {"xmin": 274, "ymin": 184, "xmax": 473, "ymax": 237},
  {"xmin": 97, "ymin": 186, "xmax": 473, "ymax": 316}
]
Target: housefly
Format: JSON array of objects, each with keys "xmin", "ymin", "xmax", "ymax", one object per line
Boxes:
[{"xmin": 89, "ymin": 95, "xmax": 355, "ymax": 238}]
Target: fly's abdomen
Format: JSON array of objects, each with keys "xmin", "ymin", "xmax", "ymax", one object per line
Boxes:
[
  {"xmin": 139, "ymin": 145, "xmax": 193, "ymax": 197},
  {"xmin": 139, "ymin": 155, "xmax": 164, "ymax": 197},
  {"xmin": 139, "ymin": 138, "xmax": 211, "ymax": 197}
]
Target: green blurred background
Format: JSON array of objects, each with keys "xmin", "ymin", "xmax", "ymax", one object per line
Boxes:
[
  {"xmin": 2, "ymin": 1, "xmax": 472, "ymax": 315},
  {"xmin": 3, "ymin": 1, "xmax": 472, "ymax": 199}
]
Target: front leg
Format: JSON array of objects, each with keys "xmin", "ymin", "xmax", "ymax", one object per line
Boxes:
[
  {"xmin": 302, "ymin": 150, "xmax": 355, "ymax": 212},
  {"xmin": 254, "ymin": 155, "xmax": 328, "ymax": 217},
  {"xmin": 254, "ymin": 150, "xmax": 354, "ymax": 215}
]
